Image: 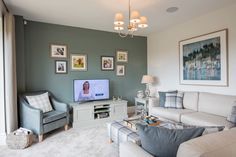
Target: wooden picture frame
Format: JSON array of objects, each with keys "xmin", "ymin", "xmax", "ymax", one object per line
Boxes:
[
  {"xmin": 179, "ymin": 29, "xmax": 228, "ymax": 86},
  {"xmin": 101, "ymin": 56, "xmax": 114, "ymax": 71},
  {"xmin": 55, "ymin": 60, "xmax": 67, "ymax": 74},
  {"xmin": 50, "ymin": 44, "xmax": 67, "ymax": 58},
  {"xmin": 116, "ymin": 65, "xmax": 125, "ymax": 76},
  {"xmin": 116, "ymin": 50, "xmax": 128, "ymax": 62},
  {"xmin": 71, "ymin": 54, "xmax": 87, "ymax": 71}
]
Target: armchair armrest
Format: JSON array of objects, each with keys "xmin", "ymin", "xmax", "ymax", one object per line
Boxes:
[
  {"xmin": 51, "ymin": 97, "xmax": 69, "ymax": 112},
  {"xmin": 51, "ymin": 97, "xmax": 69, "ymax": 124},
  {"xmin": 19, "ymin": 99, "xmax": 43, "ymax": 135},
  {"xmin": 120, "ymin": 142, "xmax": 153, "ymax": 157}
]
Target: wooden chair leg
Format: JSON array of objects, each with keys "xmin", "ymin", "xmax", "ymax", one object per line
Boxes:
[
  {"xmin": 38, "ymin": 134, "xmax": 43, "ymax": 142},
  {"xmin": 108, "ymin": 138, "xmax": 113, "ymax": 143},
  {"xmin": 64, "ymin": 124, "xmax": 68, "ymax": 131}
]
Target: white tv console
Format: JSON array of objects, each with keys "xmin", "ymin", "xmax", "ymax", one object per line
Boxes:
[{"xmin": 70, "ymin": 100, "xmax": 128, "ymax": 129}]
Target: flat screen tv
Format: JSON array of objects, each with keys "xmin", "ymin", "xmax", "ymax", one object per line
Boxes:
[{"xmin": 73, "ymin": 79, "xmax": 109, "ymax": 102}]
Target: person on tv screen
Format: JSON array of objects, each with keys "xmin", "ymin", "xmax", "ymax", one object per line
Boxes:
[{"xmin": 78, "ymin": 81, "xmax": 95, "ymax": 101}]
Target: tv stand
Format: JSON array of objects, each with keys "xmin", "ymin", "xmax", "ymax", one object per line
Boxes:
[{"xmin": 70, "ymin": 100, "xmax": 128, "ymax": 129}]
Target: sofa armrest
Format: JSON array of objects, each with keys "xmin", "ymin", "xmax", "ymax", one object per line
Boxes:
[
  {"xmin": 177, "ymin": 129, "xmax": 236, "ymax": 157},
  {"xmin": 19, "ymin": 100, "xmax": 43, "ymax": 135},
  {"xmin": 120, "ymin": 142, "xmax": 153, "ymax": 157},
  {"xmin": 149, "ymin": 97, "xmax": 159, "ymax": 107},
  {"xmin": 148, "ymin": 97, "xmax": 159, "ymax": 114}
]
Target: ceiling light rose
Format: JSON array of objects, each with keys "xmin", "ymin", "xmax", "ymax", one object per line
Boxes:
[{"xmin": 113, "ymin": 0, "xmax": 148, "ymax": 38}]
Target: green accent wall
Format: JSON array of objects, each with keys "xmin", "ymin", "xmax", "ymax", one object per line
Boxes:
[{"xmin": 15, "ymin": 16, "xmax": 147, "ymax": 106}]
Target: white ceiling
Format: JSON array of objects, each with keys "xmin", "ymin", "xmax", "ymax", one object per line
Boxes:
[{"xmin": 4, "ymin": 0, "xmax": 236, "ymax": 36}]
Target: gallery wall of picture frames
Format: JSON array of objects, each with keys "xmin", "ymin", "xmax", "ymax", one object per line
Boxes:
[{"xmin": 50, "ymin": 44, "xmax": 128, "ymax": 76}]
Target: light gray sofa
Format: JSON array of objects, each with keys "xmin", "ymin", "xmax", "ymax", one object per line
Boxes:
[
  {"xmin": 120, "ymin": 128, "xmax": 236, "ymax": 157},
  {"xmin": 119, "ymin": 92, "xmax": 236, "ymax": 157},
  {"xmin": 149, "ymin": 92, "xmax": 236, "ymax": 129}
]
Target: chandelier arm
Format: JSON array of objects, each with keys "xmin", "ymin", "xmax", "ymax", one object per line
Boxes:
[
  {"xmin": 119, "ymin": 31, "xmax": 129, "ymax": 38},
  {"xmin": 114, "ymin": 0, "xmax": 147, "ymax": 38},
  {"xmin": 129, "ymin": 0, "xmax": 131, "ymax": 26}
]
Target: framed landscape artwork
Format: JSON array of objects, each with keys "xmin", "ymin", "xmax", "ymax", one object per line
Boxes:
[
  {"xmin": 71, "ymin": 54, "xmax": 87, "ymax": 71},
  {"xmin": 116, "ymin": 65, "xmax": 125, "ymax": 76},
  {"xmin": 179, "ymin": 29, "xmax": 228, "ymax": 86},
  {"xmin": 55, "ymin": 60, "xmax": 67, "ymax": 74},
  {"xmin": 50, "ymin": 44, "xmax": 67, "ymax": 58},
  {"xmin": 116, "ymin": 50, "xmax": 128, "ymax": 62},
  {"xmin": 101, "ymin": 56, "xmax": 114, "ymax": 71}
]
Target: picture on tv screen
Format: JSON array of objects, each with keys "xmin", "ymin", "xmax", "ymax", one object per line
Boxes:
[{"xmin": 73, "ymin": 79, "xmax": 109, "ymax": 102}]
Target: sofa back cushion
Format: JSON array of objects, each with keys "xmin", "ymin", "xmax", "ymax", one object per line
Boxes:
[
  {"xmin": 183, "ymin": 92, "xmax": 199, "ymax": 111},
  {"xmin": 198, "ymin": 92, "xmax": 236, "ymax": 117}
]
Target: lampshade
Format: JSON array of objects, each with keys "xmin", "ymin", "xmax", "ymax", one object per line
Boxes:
[
  {"xmin": 130, "ymin": 10, "xmax": 141, "ymax": 23},
  {"xmin": 141, "ymin": 75, "xmax": 154, "ymax": 84},
  {"xmin": 138, "ymin": 16, "xmax": 148, "ymax": 28},
  {"xmin": 114, "ymin": 13, "xmax": 124, "ymax": 25},
  {"xmin": 114, "ymin": 25, "xmax": 124, "ymax": 31}
]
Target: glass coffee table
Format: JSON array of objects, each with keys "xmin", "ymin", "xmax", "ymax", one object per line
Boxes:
[{"xmin": 123, "ymin": 115, "xmax": 162, "ymax": 130}]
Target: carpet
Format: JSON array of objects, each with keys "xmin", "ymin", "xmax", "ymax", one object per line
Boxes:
[{"xmin": 0, "ymin": 125, "xmax": 118, "ymax": 157}]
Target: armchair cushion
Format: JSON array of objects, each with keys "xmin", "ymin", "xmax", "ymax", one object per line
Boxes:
[
  {"xmin": 43, "ymin": 110, "xmax": 67, "ymax": 124},
  {"xmin": 26, "ymin": 92, "xmax": 53, "ymax": 113}
]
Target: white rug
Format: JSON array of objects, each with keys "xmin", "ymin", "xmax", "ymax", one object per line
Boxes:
[{"xmin": 0, "ymin": 126, "xmax": 118, "ymax": 157}]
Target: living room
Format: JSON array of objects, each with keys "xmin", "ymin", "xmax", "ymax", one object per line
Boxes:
[{"xmin": 0, "ymin": 0, "xmax": 236, "ymax": 157}]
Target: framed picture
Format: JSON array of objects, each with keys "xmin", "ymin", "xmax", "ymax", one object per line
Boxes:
[
  {"xmin": 116, "ymin": 50, "xmax": 128, "ymax": 62},
  {"xmin": 116, "ymin": 65, "xmax": 125, "ymax": 76},
  {"xmin": 71, "ymin": 54, "xmax": 87, "ymax": 71},
  {"xmin": 179, "ymin": 29, "xmax": 228, "ymax": 86},
  {"xmin": 50, "ymin": 44, "xmax": 67, "ymax": 58},
  {"xmin": 101, "ymin": 56, "xmax": 114, "ymax": 71},
  {"xmin": 55, "ymin": 60, "xmax": 67, "ymax": 74}
]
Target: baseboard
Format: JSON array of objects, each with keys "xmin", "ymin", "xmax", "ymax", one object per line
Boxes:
[
  {"xmin": 127, "ymin": 106, "xmax": 135, "ymax": 114},
  {"xmin": 0, "ymin": 133, "xmax": 6, "ymax": 145}
]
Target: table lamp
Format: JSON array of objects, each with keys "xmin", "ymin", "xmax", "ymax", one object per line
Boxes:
[{"xmin": 141, "ymin": 75, "xmax": 154, "ymax": 97}]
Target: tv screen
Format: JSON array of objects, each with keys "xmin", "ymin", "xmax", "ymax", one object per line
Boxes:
[{"xmin": 73, "ymin": 79, "xmax": 109, "ymax": 102}]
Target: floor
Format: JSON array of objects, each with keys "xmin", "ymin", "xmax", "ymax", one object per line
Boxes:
[{"xmin": 0, "ymin": 125, "xmax": 118, "ymax": 157}]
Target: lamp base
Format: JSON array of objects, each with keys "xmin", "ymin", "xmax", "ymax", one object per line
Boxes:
[{"xmin": 145, "ymin": 84, "xmax": 150, "ymax": 98}]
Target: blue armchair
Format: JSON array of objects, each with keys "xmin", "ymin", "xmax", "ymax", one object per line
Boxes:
[{"xmin": 18, "ymin": 90, "xmax": 69, "ymax": 142}]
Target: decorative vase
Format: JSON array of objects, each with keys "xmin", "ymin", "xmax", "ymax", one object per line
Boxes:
[{"xmin": 137, "ymin": 90, "xmax": 144, "ymax": 98}]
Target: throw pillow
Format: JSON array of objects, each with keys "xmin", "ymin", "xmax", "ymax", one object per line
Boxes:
[
  {"xmin": 158, "ymin": 90, "xmax": 177, "ymax": 107},
  {"xmin": 202, "ymin": 126, "xmax": 225, "ymax": 135},
  {"xmin": 227, "ymin": 102, "xmax": 236, "ymax": 123},
  {"xmin": 137, "ymin": 124, "xmax": 204, "ymax": 157},
  {"xmin": 177, "ymin": 124, "xmax": 225, "ymax": 135},
  {"xmin": 26, "ymin": 92, "xmax": 53, "ymax": 113},
  {"xmin": 164, "ymin": 92, "xmax": 184, "ymax": 109}
]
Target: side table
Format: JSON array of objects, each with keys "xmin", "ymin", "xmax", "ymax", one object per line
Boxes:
[{"xmin": 134, "ymin": 97, "xmax": 149, "ymax": 115}]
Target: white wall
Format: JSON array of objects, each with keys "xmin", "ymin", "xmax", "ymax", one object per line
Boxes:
[
  {"xmin": 0, "ymin": 16, "xmax": 6, "ymax": 145},
  {"xmin": 148, "ymin": 4, "xmax": 236, "ymax": 96}
]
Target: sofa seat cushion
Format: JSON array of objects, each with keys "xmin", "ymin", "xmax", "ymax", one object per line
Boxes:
[
  {"xmin": 177, "ymin": 128, "xmax": 236, "ymax": 157},
  {"xmin": 150, "ymin": 107, "xmax": 196, "ymax": 122},
  {"xmin": 43, "ymin": 110, "xmax": 67, "ymax": 124},
  {"xmin": 181, "ymin": 112, "xmax": 235, "ymax": 129}
]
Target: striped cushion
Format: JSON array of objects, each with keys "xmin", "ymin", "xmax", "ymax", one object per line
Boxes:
[
  {"xmin": 164, "ymin": 92, "xmax": 184, "ymax": 109},
  {"xmin": 26, "ymin": 92, "xmax": 53, "ymax": 113}
]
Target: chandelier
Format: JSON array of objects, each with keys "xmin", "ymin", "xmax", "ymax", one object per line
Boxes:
[{"xmin": 113, "ymin": 0, "xmax": 148, "ymax": 38}]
